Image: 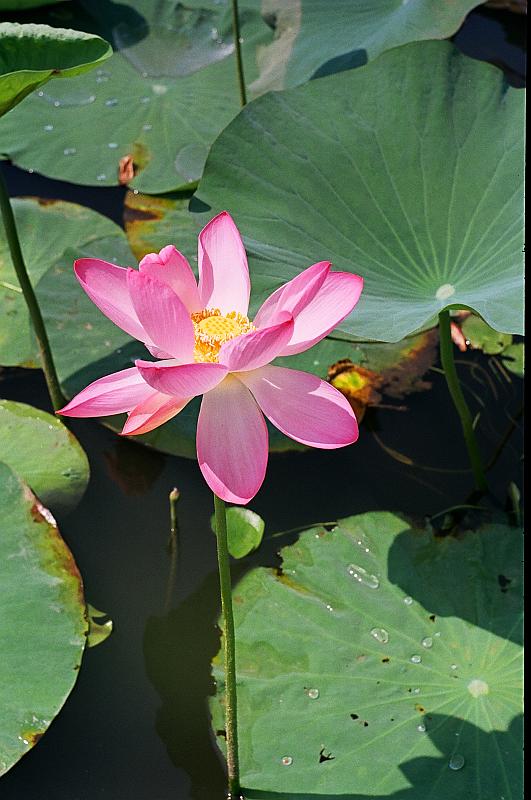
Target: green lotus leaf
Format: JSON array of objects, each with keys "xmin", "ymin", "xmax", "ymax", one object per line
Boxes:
[
  {"xmin": 0, "ymin": 1, "xmax": 68, "ymax": 8},
  {"xmin": 0, "ymin": 460, "xmax": 87, "ymax": 776},
  {"xmin": 211, "ymin": 511, "xmax": 523, "ymax": 798},
  {"xmin": 197, "ymin": 41, "xmax": 525, "ymax": 342},
  {"xmin": 0, "ymin": 0, "xmax": 273, "ymax": 192},
  {"xmin": 210, "ymin": 506, "xmax": 265, "ymax": 559},
  {"xmin": 253, "ymin": 0, "xmax": 482, "ymax": 92},
  {"xmin": 461, "ymin": 314, "xmax": 512, "ymax": 354},
  {"xmin": 0, "ymin": 21, "xmax": 111, "ymax": 117},
  {"xmin": 0, "ymin": 197, "xmax": 126, "ymax": 368},
  {"xmin": 500, "ymin": 342, "xmax": 524, "ymax": 378},
  {"xmin": 0, "ymin": 400, "xmax": 89, "ymax": 517}
]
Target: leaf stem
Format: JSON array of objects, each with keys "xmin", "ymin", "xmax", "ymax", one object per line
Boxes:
[
  {"xmin": 438, "ymin": 309, "xmax": 487, "ymax": 492},
  {"xmin": 231, "ymin": 0, "xmax": 247, "ymax": 107},
  {"xmin": 213, "ymin": 493, "xmax": 240, "ymax": 796},
  {"xmin": 0, "ymin": 169, "xmax": 65, "ymax": 411}
]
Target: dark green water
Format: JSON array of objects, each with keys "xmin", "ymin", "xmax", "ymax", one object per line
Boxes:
[{"xmin": 0, "ymin": 6, "xmax": 525, "ymax": 799}]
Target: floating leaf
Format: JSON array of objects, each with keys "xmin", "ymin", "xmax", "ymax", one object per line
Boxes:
[
  {"xmin": 211, "ymin": 512, "xmax": 522, "ymax": 797},
  {"xmin": 197, "ymin": 41, "xmax": 525, "ymax": 342},
  {"xmin": 0, "ymin": 1, "xmax": 273, "ymax": 191},
  {"xmin": 500, "ymin": 342, "xmax": 524, "ymax": 377},
  {"xmin": 0, "ymin": 1, "xmax": 69, "ymax": 8},
  {"xmin": 86, "ymin": 604, "xmax": 113, "ymax": 648},
  {"xmin": 210, "ymin": 507, "xmax": 265, "ymax": 559},
  {"xmin": 461, "ymin": 314, "xmax": 512, "ymax": 354},
  {"xmin": 123, "ymin": 189, "xmax": 200, "ymax": 263},
  {"xmin": 0, "ymin": 461, "xmax": 87, "ymax": 776},
  {"xmin": 0, "ymin": 21, "xmax": 111, "ymax": 117},
  {"xmin": 253, "ymin": 0, "xmax": 482, "ymax": 91},
  {"xmin": 0, "ymin": 197, "xmax": 129, "ymax": 368},
  {"xmin": 0, "ymin": 400, "xmax": 89, "ymax": 517}
]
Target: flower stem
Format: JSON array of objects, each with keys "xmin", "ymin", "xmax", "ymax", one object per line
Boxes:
[
  {"xmin": 213, "ymin": 493, "xmax": 240, "ymax": 796},
  {"xmin": 231, "ymin": 0, "xmax": 247, "ymax": 107},
  {"xmin": 438, "ymin": 309, "xmax": 488, "ymax": 492},
  {"xmin": 0, "ymin": 169, "xmax": 65, "ymax": 412}
]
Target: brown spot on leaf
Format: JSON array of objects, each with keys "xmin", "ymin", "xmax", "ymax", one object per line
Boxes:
[
  {"xmin": 328, "ymin": 361, "xmax": 383, "ymax": 421},
  {"xmin": 415, "ymin": 704, "xmax": 426, "ymax": 713},
  {"xmin": 379, "ymin": 329, "xmax": 438, "ymax": 399}
]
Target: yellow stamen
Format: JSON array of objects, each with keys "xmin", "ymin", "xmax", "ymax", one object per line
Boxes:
[{"xmin": 191, "ymin": 308, "xmax": 254, "ymax": 362}]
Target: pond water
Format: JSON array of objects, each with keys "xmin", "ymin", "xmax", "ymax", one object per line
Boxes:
[{"xmin": 0, "ymin": 6, "xmax": 525, "ymax": 799}]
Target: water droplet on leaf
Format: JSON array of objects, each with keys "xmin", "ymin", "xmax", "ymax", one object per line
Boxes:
[
  {"xmin": 347, "ymin": 564, "xmax": 379, "ymax": 588},
  {"xmin": 370, "ymin": 627, "xmax": 389, "ymax": 644},
  {"xmin": 448, "ymin": 754, "xmax": 465, "ymax": 770}
]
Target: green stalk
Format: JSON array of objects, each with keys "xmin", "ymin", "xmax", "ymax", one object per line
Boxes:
[
  {"xmin": 0, "ymin": 170, "xmax": 65, "ymax": 411},
  {"xmin": 213, "ymin": 493, "xmax": 240, "ymax": 797},
  {"xmin": 438, "ymin": 309, "xmax": 487, "ymax": 492},
  {"xmin": 231, "ymin": 0, "xmax": 247, "ymax": 107}
]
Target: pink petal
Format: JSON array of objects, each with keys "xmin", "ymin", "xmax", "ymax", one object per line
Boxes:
[
  {"xmin": 239, "ymin": 366, "xmax": 358, "ymax": 448},
  {"xmin": 139, "ymin": 245, "xmax": 201, "ymax": 312},
  {"xmin": 122, "ymin": 391, "xmax": 190, "ymax": 435},
  {"xmin": 136, "ymin": 359, "xmax": 228, "ymax": 397},
  {"xmin": 198, "ymin": 211, "xmax": 250, "ymax": 315},
  {"xmin": 197, "ymin": 375, "xmax": 268, "ymax": 504},
  {"xmin": 127, "ymin": 269, "xmax": 195, "ymax": 362},
  {"xmin": 253, "ymin": 261, "xmax": 330, "ymax": 329},
  {"xmin": 218, "ymin": 316, "xmax": 294, "ymax": 372},
  {"xmin": 279, "ymin": 272, "xmax": 364, "ymax": 356},
  {"xmin": 74, "ymin": 259, "xmax": 150, "ymax": 343},
  {"xmin": 58, "ymin": 367, "xmax": 152, "ymax": 418}
]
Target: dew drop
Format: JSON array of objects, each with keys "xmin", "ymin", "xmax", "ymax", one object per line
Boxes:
[
  {"xmin": 95, "ymin": 75, "xmax": 109, "ymax": 83},
  {"xmin": 448, "ymin": 754, "xmax": 465, "ymax": 770},
  {"xmin": 53, "ymin": 101, "xmax": 61, "ymax": 107},
  {"xmin": 140, "ymin": 96, "xmax": 151, "ymax": 104},
  {"xmin": 63, "ymin": 147, "xmax": 76, "ymax": 156},
  {"xmin": 370, "ymin": 627, "xmax": 389, "ymax": 644},
  {"xmin": 43, "ymin": 124, "xmax": 54, "ymax": 131},
  {"xmin": 96, "ymin": 174, "xmax": 107, "ymax": 181},
  {"xmin": 416, "ymin": 723, "xmax": 426, "ymax": 733},
  {"xmin": 410, "ymin": 655, "xmax": 422, "ymax": 664},
  {"xmin": 105, "ymin": 98, "xmax": 118, "ymax": 107},
  {"xmin": 108, "ymin": 142, "xmax": 118, "ymax": 149},
  {"xmin": 403, "ymin": 596, "xmax": 413, "ymax": 606},
  {"xmin": 306, "ymin": 688, "xmax": 319, "ymax": 699},
  {"xmin": 412, "ymin": 687, "xmax": 420, "ymax": 694},
  {"xmin": 421, "ymin": 637, "xmax": 433, "ymax": 649},
  {"xmin": 37, "ymin": 91, "xmax": 44, "ymax": 97},
  {"xmin": 450, "ymin": 664, "xmax": 458, "ymax": 670},
  {"xmin": 347, "ymin": 564, "xmax": 379, "ymax": 589},
  {"xmin": 142, "ymin": 123, "xmax": 153, "ymax": 131},
  {"xmin": 281, "ymin": 756, "xmax": 293, "ymax": 766}
]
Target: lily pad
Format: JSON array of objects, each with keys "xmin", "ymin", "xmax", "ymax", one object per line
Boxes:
[
  {"xmin": 253, "ymin": 0, "xmax": 482, "ymax": 92},
  {"xmin": 211, "ymin": 512, "xmax": 523, "ymax": 797},
  {"xmin": 0, "ymin": 460, "xmax": 87, "ymax": 776},
  {"xmin": 0, "ymin": 0, "xmax": 273, "ymax": 192},
  {"xmin": 461, "ymin": 314, "xmax": 512, "ymax": 354},
  {"xmin": 0, "ymin": 197, "xmax": 130, "ymax": 368},
  {"xmin": 500, "ymin": 342, "xmax": 524, "ymax": 378},
  {"xmin": 0, "ymin": 21, "xmax": 111, "ymax": 117},
  {"xmin": 210, "ymin": 506, "xmax": 265, "ymax": 559},
  {"xmin": 0, "ymin": 1, "xmax": 69, "ymax": 8},
  {"xmin": 0, "ymin": 400, "xmax": 89, "ymax": 517},
  {"xmin": 197, "ymin": 41, "xmax": 525, "ymax": 342},
  {"xmin": 123, "ymin": 189, "xmax": 200, "ymax": 263}
]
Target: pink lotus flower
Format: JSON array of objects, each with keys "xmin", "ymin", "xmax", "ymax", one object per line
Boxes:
[{"xmin": 59, "ymin": 212, "xmax": 363, "ymax": 503}]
